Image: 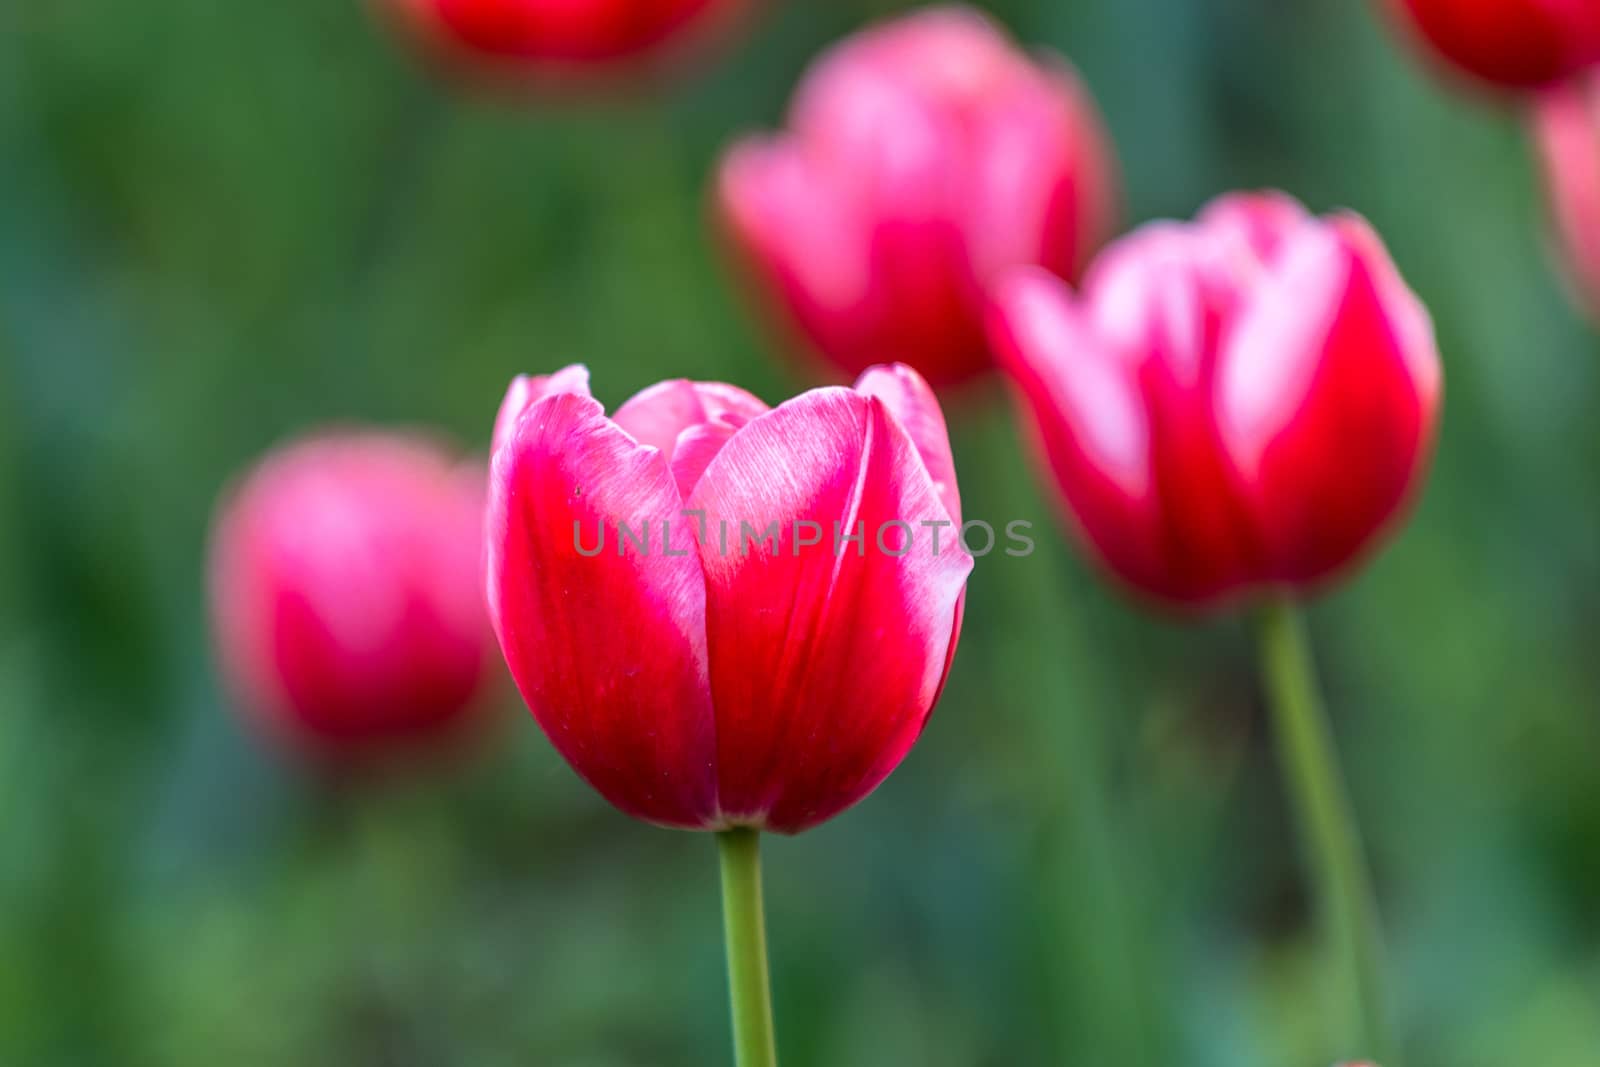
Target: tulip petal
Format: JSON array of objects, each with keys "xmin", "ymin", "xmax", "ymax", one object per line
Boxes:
[
  {"xmin": 491, "ymin": 365, "xmax": 592, "ymax": 458},
  {"xmin": 718, "ymin": 138, "xmax": 876, "ymax": 372},
  {"xmin": 1533, "ymin": 77, "xmax": 1600, "ymax": 320},
  {"xmin": 487, "ymin": 392, "xmax": 718, "ymax": 828},
  {"xmin": 688, "ymin": 388, "xmax": 972, "ymax": 833},
  {"xmin": 612, "ymin": 379, "xmax": 768, "ymax": 459},
  {"xmin": 989, "ymin": 268, "xmax": 1169, "ymax": 593},
  {"xmin": 853, "ymin": 362, "xmax": 961, "ymax": 524},
  {"xmin": 1216, "ymin": 217, "xmax": 1441, "ymax": 585},
  {"xmin": 669, "ymin": 414, "xmax": 752, "ymax": 500}
]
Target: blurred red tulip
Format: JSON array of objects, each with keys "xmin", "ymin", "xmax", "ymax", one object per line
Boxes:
[
  {"xmin": 1383, "ymin": 0, "xmax": 1600, "ymax": 90},
  {"xmin": 384, "ymin": 0, "xmax": 746, "ymax": 76},
  {"xmin": 1533, "ymin": 72, "xmax": 1600, "ymax": 319},
  {"xmin": 989, "ymin": 192, "xmax": 1442, "ymax": 610},
  {"xmin": 717, "ymin": 5, "xmax": 1117, "ymax": 387},
  {"xmin": 486, "ymin": 363, "xmax": 971, "ymax": 833},
  {"xmin": 210, "ymin": 433, "xmax": 494, "ymax": 760}
]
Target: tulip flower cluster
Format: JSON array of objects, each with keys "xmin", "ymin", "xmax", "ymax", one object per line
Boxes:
[{"xmin": 206, "ymin": 6, "xmax": 1473, "ymax": 1067}]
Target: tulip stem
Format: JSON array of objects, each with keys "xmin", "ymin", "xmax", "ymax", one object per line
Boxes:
[
  {"xmin": 718, "ymin": 828, "xmax": 778, "ymax": 1067},
  {"xmin": 1257, "ymin": 596, "xmax": 1391, "ymax": 1065}
]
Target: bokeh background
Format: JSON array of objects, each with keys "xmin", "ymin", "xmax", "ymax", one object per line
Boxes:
[{"xmin": 3, "ymin": 1, "xmax": 1599, "ymax": 1065}]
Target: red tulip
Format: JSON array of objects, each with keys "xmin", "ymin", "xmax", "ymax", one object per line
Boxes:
[
  {"xmin": 989, "ymin": 192, "xmax": 1442, "ymax": 610},
  {"xmin": 384, "ymin": 0, "xmax": 746, "ymax": 75},
  {"xmin": 1382, "ymin": 0, "xmax": 1600, "ymax": 91},
  {"xmin": 717, "ymin": 5, "xmax": 1117, "ymax": 387},
  {"xmin": 486, "ymin": 363, "xmax": 971, "ymax": 833},
  {"xmin": 1533, "ymin": 72, "xmax": 1600, "ymax": 319},
  {"xmin": 210, "ymin": 432, "xmax": 494, "ymax": 759}
]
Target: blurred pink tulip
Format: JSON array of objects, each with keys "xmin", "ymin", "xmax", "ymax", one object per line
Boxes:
[
  {"xmin": 210, "ymin": 432, "xmax": 494, "ymax": 761},
  {"xmin": 989, "ymin": 191, "xmax": 1443, "ymax": 610},
  {"xmin": 486, "ymin": 363, "xmax": 971, "ymax": 833},
  {"xmin": 1382, "ymin": 0, "xmax": 1600, "ymax": 91},
  {"xmin": 1533, "ymin": 72, "xmax": 1600, "ymax": 319},
  {"xmin": 383, "ymin": 0, "xmax": 747, "ymax": 78},
  {"xmin": 717, "ymin": 5, "xmax": 1117, "ymax": 387}
]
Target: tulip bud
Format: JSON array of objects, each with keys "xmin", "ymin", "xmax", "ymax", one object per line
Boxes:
[
  {"xmin": 1533, "ymin": 72, "xmax": 1600, "ymax": 320},
  {"xmin": 382, "ymin": 0, "xmax": 747, "ymax": 79},
  {"xmin": 1382, "ymin": 0, "xmax": 1600, "ymax": 91},
  {"xmin": 988, "ymin": 191, "xmax": 1443, "ymax": 609},
  {"xmin": 209, "ymin": 432, "xmax": 494, "ymax": 761},
  {"xmin": 486, "ymin": 364, "xmax": 971, "ymax": 833},
  {"xmin": 717, "ymin": 5, "xmax": 1117, "ymax": 387}
]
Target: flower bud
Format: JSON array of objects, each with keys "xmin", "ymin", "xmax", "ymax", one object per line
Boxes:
[
  {"xmin": 210, "ymin": 432, "xmax": 494, "ymax": 760},
  {"xmin": 486, "ymin": 364, "xmax": 971, "ymax": 832},
  {"xmin": 989, "ymin": 192, "xmax": 1442, "ymax": 609},
  {"xmin": 717, "ymin": 5, "xmax": 1116, "ymax": 386}
]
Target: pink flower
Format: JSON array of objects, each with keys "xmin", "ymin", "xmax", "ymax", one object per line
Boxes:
[
  {"xmin": 988, "ymin": 191, "xmax": 1443, "ymax": 610},
  {"xmin": 1532, "ymin": 72, "xmax": 1600, "ymax": 320},
  {"xmin": 486, "ymin": 363, "xmax": 971, "ymax": 833},
  {"xmin": 209, "ymin": 432, "xmax": 494, "ymax": 760},
  {"xmin": 1382, "ymin": 0, "xmax": 1600, "ymax": 91},
  {"xmin": 383, "ymin": 0, "xmax": 747, "ymax": 77},
  {"xmin": 717, "ymin": 5, "xmax": 1117, "ymax": 387}
]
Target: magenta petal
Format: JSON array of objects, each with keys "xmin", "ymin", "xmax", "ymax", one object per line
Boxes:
[
  {"xmin": 852, "ymin": 362, "xmax": 962, "ymax": 524},
  {"xmin": 669, "ymin": 415, "xmax": 750, "ymax": 500},
  {"xmin": 491, "ymin": 365, "xmax": 593, "ymax": 458},
  {"xmin": 988, "ymin": 267, "xmax": 1170, "ymax": 593},
  {"xmin": 487, "ymin": 392, "xmax": 718, "ymax": 828},
  {"xmin": 612, "ymin": 379, "xmax": 769, "ymax": 461},
  {"xmin": 1533, "ymin": 76, "xmax": 1600, "ymax": 320},
  {"xmin": 688, "ymin": 388, "xmax": 973, "ymax": 833},
  {"xmin": 1216, "ymin": 217, "xmax": 1441, "ymax": 586}
]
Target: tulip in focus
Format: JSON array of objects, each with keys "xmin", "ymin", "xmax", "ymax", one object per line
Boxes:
[
  {"xmin": 989, "ymin": 191, "xmax": 1442, "ymax": 610},
  {"xmin": 384, "ymin": 0, "xmax": 746, "ymax": 77},
  {"xmin": 1533, "ymin": 73, "xmax": 1600, "ymax": 319},
  {"xmin": 718, "ymin": 5, "xmax": 1117, "ymax": 386},
  {"xmin": 486, "ymin": 363, "xmax": 971, "ymax": 834},
  {"xmin": 1382, "ymin": 0, "xmax": 1600, "ymax": 90},
  {"xmin": 210, "ymin": 432, "xmax": 495, "ymax": 760}
]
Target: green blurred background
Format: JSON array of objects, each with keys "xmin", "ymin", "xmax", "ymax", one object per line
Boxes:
[{"xmin": 3, "ymin": 1, "xmax": 1598, "ymax": 1064}]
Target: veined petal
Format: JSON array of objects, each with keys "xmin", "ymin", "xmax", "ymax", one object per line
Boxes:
[
  {"xmin": 487, "ymin": 392, "xmax": 718, "ymax": 828},
  {"xmin": 688, "ymin": 388, "xmax": 972, "ymax": 833}
]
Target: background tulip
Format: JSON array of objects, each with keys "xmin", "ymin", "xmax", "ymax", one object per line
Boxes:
[
  {"xmin": 989, "ymin": 191, "xmax": 1442, "ymax": 610},
  {"xmin": 383, "ymin": 0, "xmax": 745, "ymax": 75},
  {"xmin": 1381, "ymin": 0, "xmax": 1600, "ymax": 90},
  {"xmin": 993, "ymin": 195, "xmax": 1442, "ymax": 1063},
  {"xmin": 210, "ymin": 432, "xmax": 494, "ymax": 760},
  {"xmin": 1533, "ymin": 72, "xmax": 1600, "ymax": 319},
  {"xmin": 717, "ymin": 5, "xmax": 1117, "ymax": 387},
  {"xmin": 486, "ymin": 362, "xmax": 971, "ymax": 834}
]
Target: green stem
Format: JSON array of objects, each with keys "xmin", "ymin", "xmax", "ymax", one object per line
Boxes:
[
  {"xmin": 1257, "ymin": 596, "xmax": 1392, "ymax": 1065},
  {"xmin": 718, "ymin": 829, "xmax": 778, "ymax": 1067}
]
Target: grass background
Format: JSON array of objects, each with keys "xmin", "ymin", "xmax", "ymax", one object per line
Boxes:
[{"xmin": 2, "ymin": 0, "xmax": 1598, "ymax": 1064}]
